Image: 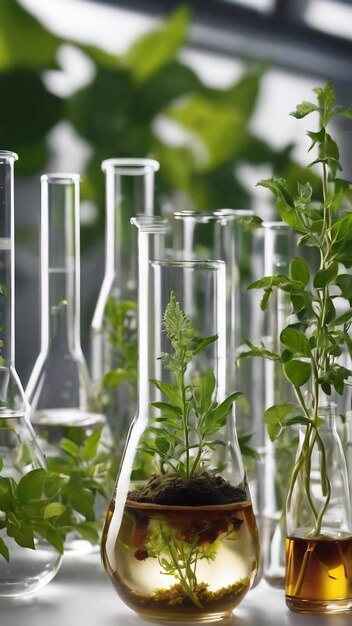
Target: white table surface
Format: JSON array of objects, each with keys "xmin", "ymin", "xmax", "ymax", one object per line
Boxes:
[{"xmin": 0, "ymin": 552, "xmax": 351, "ymax": 626}]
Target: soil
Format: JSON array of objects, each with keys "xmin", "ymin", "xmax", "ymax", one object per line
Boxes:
[{"xmin": 127, "ymin": 473, "xmax": 248, "ymax": 506}]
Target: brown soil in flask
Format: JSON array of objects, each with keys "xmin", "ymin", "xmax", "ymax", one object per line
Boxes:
[{"xmin": 102, "ymin": 494, "xmax": 259, "ymax": 623}]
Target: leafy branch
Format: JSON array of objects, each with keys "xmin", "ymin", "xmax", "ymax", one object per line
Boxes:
[
  {"xmin": 140, "ymin": 291, "xmax": 241, "ymax": 482},
  {"xmin": 0, "ymin": 425, "xmax": 114, "ymax": 560},
  {"xmin": 237, "ymin": 82, "xmax": 352, "ymax": 536}
]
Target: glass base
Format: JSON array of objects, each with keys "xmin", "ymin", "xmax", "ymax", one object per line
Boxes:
[
  {"xmin": 137, "ymin": 609, "xmax": 233, "ymax": 623},
  {"xmin": 286, "ymin": 595, "xmax": 352, "ymax": 614}
]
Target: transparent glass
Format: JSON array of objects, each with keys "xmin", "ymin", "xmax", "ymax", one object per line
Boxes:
[
  {"xmin": 25, "ymin": 173, "xmax": 109, "ymax": 553},
  {"xmin": 259, "ymin": 222, "xmax": 297, "ymax": 589},
  {"xmin": 172, "ymin": 209, "xmax": 262, "ymax": 543},
  {"xmin": 285, "ymin": 404, "xmax": 352, "ymax": 613},
  {"xmin": 91, "ymin": 159, "xmax": 160, "ymax": 455},
  {"xmin": 0, "ymin": 151, "xmax": 62, "ymax": 596},
  {"xmin": 101, "ymin": 250, "xmax": 259, "ymax": 623}
]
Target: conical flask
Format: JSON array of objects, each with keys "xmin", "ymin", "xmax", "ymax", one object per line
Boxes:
[
  {"xmin": 90, "ymin": 159, "xmax": 160, "ymax": 455},
  {"xmin": 25, "ymin": 173, "xmax": 110, "ymax": 552},
  {"xmin": 102, "ymin": 222, "xmax": 260, "ymax": 622},
  {"xmin": 0, "ymin": 151, "xmax": 62, "ymax": 596}
]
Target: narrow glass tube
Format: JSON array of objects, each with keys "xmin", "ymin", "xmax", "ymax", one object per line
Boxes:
[{"xmin": 90, "ymin": 159, "xmax": 160, "ymax": 448}]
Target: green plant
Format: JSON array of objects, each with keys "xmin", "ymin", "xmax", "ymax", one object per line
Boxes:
[
  {"xmin": 139, "ymin": 290, "xmax": 241, "ymax": 482},
  {"xmin": 238, "ymin": 82, "xmax": 352, "ymax": 536},
  {"xmin": 0, "ymin": 425, "xmax": 115, "ymax": 561},
  {"xmin": 0, "ymin": 0, "xmax": 316, "ymax": 252}
]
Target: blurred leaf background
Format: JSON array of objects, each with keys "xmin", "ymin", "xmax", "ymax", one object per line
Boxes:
[{"xmin": 0, "ymin": 0, "xmax": 319, "ymax": 379}]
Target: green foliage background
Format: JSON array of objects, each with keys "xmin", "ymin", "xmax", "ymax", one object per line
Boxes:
[{"xmin": 0, "ymin": 0, "xmax": 315, "ymax": 251}]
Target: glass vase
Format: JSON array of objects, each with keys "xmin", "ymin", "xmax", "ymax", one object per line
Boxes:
[
  {"xmin": 25, "ymin": 173, "xmax": 110, "ymax": 553},
  {"xmin": 0, "ymin": 151, "xmax": 62, "ymax": 596},
  {"xmin": 285, "ymin": 403, "xmax": 352, "ymax": 613},
  {"xmin": 90, "ymin": 158, "xmax": 160, "ymax": 457},
  {"xmin": 101, "ymin": 248, "xmax": 260, "ymax": 622}
]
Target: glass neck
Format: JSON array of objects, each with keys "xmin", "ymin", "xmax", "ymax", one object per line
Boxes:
[
  {"xmin": 137, "ymin": 257, "xmax": 227, "ymax": 422},
  {"xmin": 0, "ymin": 152, "xmax": 18, "ymax": 366},
  {"xmin": 103, "ymin": 160, "xmax": 158, "ymax": 293},
  {"xmin": 40, "ymin": 174, "xmax": 81, "ymax": 353}
]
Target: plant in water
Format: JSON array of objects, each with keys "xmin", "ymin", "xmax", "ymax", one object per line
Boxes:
[
  {"xmin": 238, "ymin": 82, "xmax": 352, "ymax": 608},
  {"xmin": 124, "ymin": 291, "xmax": 254, "ymax": 610}
]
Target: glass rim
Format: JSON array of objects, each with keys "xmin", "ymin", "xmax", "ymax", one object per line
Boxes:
[
  {"xmin": 150, "ymin": 259, "xmax": 225, "ymax": 270},
  {"xmin": 174, "ymin": 208, "xmax": 254, "ymax": 222},
  {"xmin": 131, "ymin": 215, "xmax": 168, "ymax": 233},
  {"xmin": 262, "ymin": 220, "xmax": 289, "ymax": 230},
  {"xmin": 41, "ymin": 173, "xmax": 81, "ymax": 185},
  {"xmin": 101, "ymin": 158, "xmax": 160, "ymax": 175},
  {"xmin": 0, "ymin": 150, "xmax": 19, "ymax": 163}
]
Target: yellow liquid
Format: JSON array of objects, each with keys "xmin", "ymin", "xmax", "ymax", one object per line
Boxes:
[
  {"xmin": 102, "ymin": 500, "xmax": 259, "ymax": 623},
  {"xmin": 286, "ymin": 533, "xmax": 352, "ymax": 613}
]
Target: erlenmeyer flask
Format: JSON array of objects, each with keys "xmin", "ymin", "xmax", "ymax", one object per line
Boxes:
[
  {"xmin": 25, "ymin": 173, "xmax": 110, "ymax": 552},
  {"xmin": 90, "ymin": 159, "xmax": 160, "ymax": 455},
  {"xmin": 102, "ymin": 223, "xmax": 260, "ymax": 622},
  {"xmin": 0, "ymin": 151, "xmax": 62, "ymax": 596}
]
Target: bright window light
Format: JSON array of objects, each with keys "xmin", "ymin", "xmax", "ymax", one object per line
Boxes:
[
  {"xmin": 222, "ymin": 0, "xmax": 275, "ymax": 12},
  {"xmin": 305, "ymin": 0, "xmax": 352, "ymax": 40}
]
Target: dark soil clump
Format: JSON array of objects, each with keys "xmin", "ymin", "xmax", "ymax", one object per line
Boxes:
[{"xmin": 128, "ymin": 473, "xmax": 248, "ymax": 506}]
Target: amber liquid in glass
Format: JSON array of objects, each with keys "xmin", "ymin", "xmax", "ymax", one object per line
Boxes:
[
  {"xmin": 102, "ymin": 500, "xmax": 259, "ymax": 623},
  {"xmin": 286, "ymin": 533, "xmax": 352, "ymax": 613}
]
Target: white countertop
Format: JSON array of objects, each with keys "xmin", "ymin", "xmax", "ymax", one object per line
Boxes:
[{"xmin": 0, "ymin": 552, "xmax": 351, "ymax": 626}]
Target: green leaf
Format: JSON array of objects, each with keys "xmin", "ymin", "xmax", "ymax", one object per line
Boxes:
[
  {"xmin": 0, "ymin": 537, "xmax": 9, "ymax": 562},
  {"xmin": 340, "ymin": 108, "xmax": 352, "ymax": 120},
  {"xmin": 123, "ymin": 6, "xmax": 191, "ymax": 81},
  {"xmin": 44, "ymin": 502, "xmax": 66, "ymax": 519},
  {"xmin": 75, "ymin": 522, "xmax": 100, "ymax": 545},
  {"xmin": 60, "ymin": 439, "xmax": 80, "ymax": 459},
  {"xmin": 155, "ymin": 437, "xmax": 170, "ymax": 455},
  {"xmin": 0, "ymin": 70, "xmax": 64, "ymax": 150},
  {"xmin": 313, "ymin": 262, "xmax": 339, "ymax": 288},
  {"xmin": 45, "ymin": 527, "xmax": 64, "ymax": 554},
  {"xmin": 150, "ymin": 379, "xmax": 182, "ymax": 407},
  {"xmin": 283, "ymin": 360, "xmax": 312, "ymax": 387},
  {"xmin": 290, "ymin": 101, "xmax": 318, "ymax": 119},
  {"xmin": 280, "ymin": 327, "xmax": 311, "ymax": 357},
  {"xmin": 289, "ymin": 257, "xmax": 310, "ymax": 287},
  {"xmin": 81, "ymin": 427, "xmax": 103, "ymax": 462},
  {"xmin": 264, "ymin": 403, "xmax": 297, "ymax": 441},
  {"xmin": 167, "ymin": 94, "xmax": 247, "ymax": 171},
  {"xmin": 7, "ymin": 522, "xmax": 35, "ymax": 550},
  {"xmin": 336, "ymin": 274, "xmax": 352, "ymax": 299},
  {"xmin": 17, "ymin": 469, "xmax": 46, "ymax": 504},
  {"xmin": 191, "ymin": 335, "xmax": 218, "ymax": 355},
  {"xmin": 257, "ymin": 177, "xmax": 295, "ymax": 208},
  {"xmin": 0, "ymin": 0, "xmax": 63, "ymax": 70},
  {"xmin": 236, "ymin": 340, "xmax": 280, "ymax": 363}
]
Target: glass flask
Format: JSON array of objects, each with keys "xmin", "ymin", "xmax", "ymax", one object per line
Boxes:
[
  {"xmin": 0, "ymin": 151, "xmax": 62, "ymax": 596},
  {"xmin": 90, "ymin": 159, "xmax": 160, "ymax": 456},
  {"xmin": 102, "ymin": 249, "xmax": 260, "ymax": 623},
  {"xmin": 258, "ymin": 221, "xmax": 297, "ymax": 589},
  {"xmin": 172, "ymin": 209, "xmax": 262, "ymax": 527},
  {"xmin": 285, "ymin": 404, "xmax": 352, "ymax": 613},
  {"xmin": 25, "ymin": 173, "xmax": 110, "ymax": 552}
]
